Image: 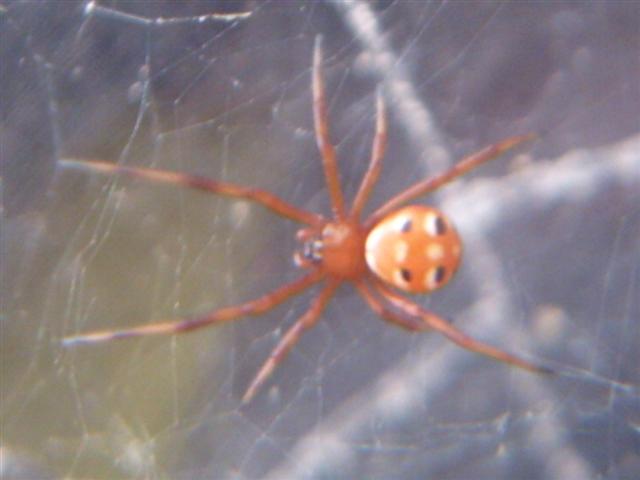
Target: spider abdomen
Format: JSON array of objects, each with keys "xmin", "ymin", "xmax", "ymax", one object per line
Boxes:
[{"xmin": 365, "ymin": 205, "xmax": 462, "ymax": 293}]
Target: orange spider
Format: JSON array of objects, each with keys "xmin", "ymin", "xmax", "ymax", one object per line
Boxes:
[{"xmin": 62, "ymin": 36, "xmax": 553, "ymax": 404}]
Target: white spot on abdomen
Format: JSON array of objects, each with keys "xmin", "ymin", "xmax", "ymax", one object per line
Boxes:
[
  {"xmin": 394, "ymin": 240, "xmax": 409, "ymax": 263},
  {"xmin": 425, "ymin": 243, "xmax": 444, "ymax": 261}
]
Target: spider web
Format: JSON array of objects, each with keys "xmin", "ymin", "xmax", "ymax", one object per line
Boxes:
[{"xmin": 2, "ymin": 1, "xmax": 639, "ymax": 478}]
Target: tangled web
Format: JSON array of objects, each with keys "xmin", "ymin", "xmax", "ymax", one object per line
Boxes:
[{"xmin": 3, "ymin": 1, "xmax": 639, "ymax": 478}]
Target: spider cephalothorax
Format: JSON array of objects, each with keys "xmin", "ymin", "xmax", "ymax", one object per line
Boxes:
[
  {"xmin": 62, "ymin": 35, "xmax": 552, "ymax": 404},
  {"xmin": 296, "ymin": 221, "xmax": 368, "ymax": 280}
]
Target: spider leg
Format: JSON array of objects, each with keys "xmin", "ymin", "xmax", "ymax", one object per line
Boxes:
[
  {"xmin": 62, "ymin": 270, "xmax": 324, "ymax": 346},
  {"xmin": 60, "ymin": 158, "xmax": 324, "ymax": 226},
  {"xmin": 350, "ymin": 87, "xmax": 387, "ymax": 220},
  {"xmin": 365, "ymin": 134, "xmax": 536, "ymax": 228},
  {"xmin": 242, "ymin": 279, "xmax": 340, "ymax": 404},
  {"xmin": 355, "ymin": 280, "xmax": 425, "ymax": 332},
  {"xmin": 371, "ymin": 280, "xmax": 554, "ymax": 375},
  {"xmin": 312, "ymin": 35, "xmax": 346, "ymax": 219}
]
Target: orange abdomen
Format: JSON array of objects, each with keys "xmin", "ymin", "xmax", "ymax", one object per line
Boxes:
[{"xmin": 365, "ymin": 205, "xmax": 462, "ymax": 293}]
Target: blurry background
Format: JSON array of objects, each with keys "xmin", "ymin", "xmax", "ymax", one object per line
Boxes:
[{"xmin": 2, "ymin": 1, "xmax": 639, "ymax": 478}]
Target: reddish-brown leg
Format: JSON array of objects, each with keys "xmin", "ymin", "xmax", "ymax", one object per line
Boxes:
[
  {"xmin": 355, "ymin": 280, "xmax": 425, "ymax": 332},
  {"xmin": 242, "ymin": 279, "xmax": 340, "ymax": 404},
  {"xmin": 365, "ymin": 134, "xmax": 536, "ymax": 228},
  {"xmin": 62, "ymin": 270, "xmax": 324, "ymax": 346},
  {"xmin": 60, "ymin": 158, "xmax": 324, "ymax": 226},
  {"xmin": 370, "ymin": 280, "xmax": 554, "ymax": 375},
  {"xmin": 312, "ymin": 35, "xmax": 346, "ymax": 220},
  {"xmin": 350, "ymin": 87, "xmax": 387, "ymax": 220}
]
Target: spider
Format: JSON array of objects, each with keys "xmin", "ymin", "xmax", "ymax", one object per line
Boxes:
[{"xmin": 62, "ymin": 36, "xmax": 553, "ymax": 404}]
